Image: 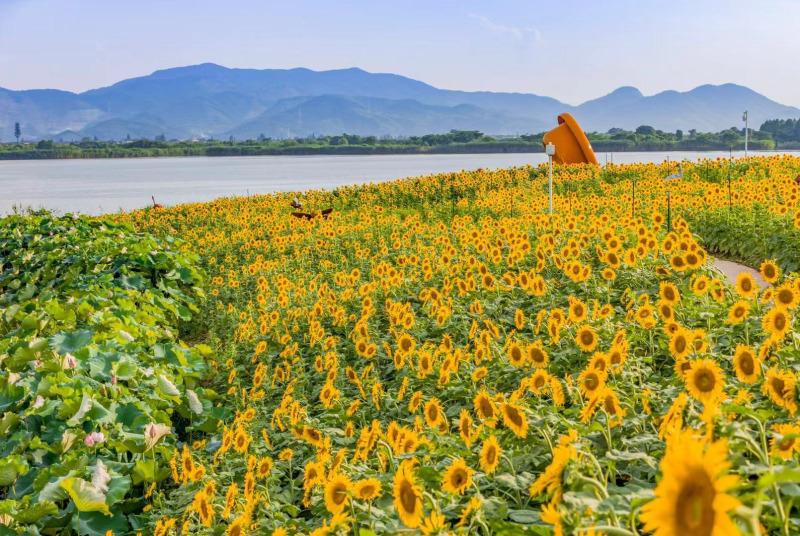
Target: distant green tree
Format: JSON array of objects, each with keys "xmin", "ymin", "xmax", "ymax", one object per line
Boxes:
[
  {"xmin": 14, "ymin": 122, "xmax": 21, "ymax": 143},
  {"xmin": 720, "ymin": 129, "xmax": 740, "ymax": 146},
  {"xmin": 760, "ymin": 118, "xmax": 800, "ymax": 143},
  {"xmin": 675, "ymin": 129, "xmax": 683, "ymax": 141},
  {"xmin": 635, "ymin": 125, "xmax": 656, "ymax": 135}
]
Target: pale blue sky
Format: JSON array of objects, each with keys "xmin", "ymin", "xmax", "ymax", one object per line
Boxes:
[{"xmin": 1, "ymin": 0, "xmax": 798, "ymax": 106}]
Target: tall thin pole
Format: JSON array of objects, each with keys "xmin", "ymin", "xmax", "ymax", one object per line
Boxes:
[
  {"xmin": 548, "ymin": 155, "xmax": 554, "ymax": 215},
  {"xmin": 667, "ymin": 190, "xmax": 671, "ymax": 233},
  {"xmin": 728, "ymin": 148, "xmax": 733, "ymax": 211},
  {"xmin": 743, "ymin": 110, "xmax": 749, "ymax": 158}
]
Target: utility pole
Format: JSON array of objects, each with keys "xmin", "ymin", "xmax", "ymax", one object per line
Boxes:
[
  {"xmin": 546, "ymin": 142, "xmax": 555, "ymax": 214},
  {"xmin": 743, "ymin": 110, "xmax": 748, "ymax": 157},
  {"xmin": 665, "ymin": 164, "xmax": 683, "ymax": 233}
]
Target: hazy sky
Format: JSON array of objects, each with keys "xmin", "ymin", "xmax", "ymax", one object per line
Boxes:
[{"xmin": 1, "ymin": 0, "xmax": 798, "ymax": 106}]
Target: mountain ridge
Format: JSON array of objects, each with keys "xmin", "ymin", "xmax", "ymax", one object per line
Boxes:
[{"xmin": 1, "ymin": 64, "xmax": 797, "ymax": 141}]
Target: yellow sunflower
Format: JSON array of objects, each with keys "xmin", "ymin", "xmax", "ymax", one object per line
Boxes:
[
  {"xmin": 424, "ymin": 398, "xmax": 445, "ymax": 428},
  {"xmin": 726, "ymin": 300, "xmax": 750, "ymax": 325},
  {"xmin": 480, "ymin": 435, "xmax": 502, "ymax": 474},
  {"xmin": 760, "ymin": 259, "xmax": 781, "ymax": 284},
  {"xmin": 588, "ymin": 351, "xmax": 609, "ymax": 373},
  {"xmin": 192, "ymin": 490, "xmax": 214, "ymax": 527},
  {"xmin": 635, "ymin": 304, "xmax": 657, "ymax": 329},
  {"xmin": 514, "ymin": 308, "xmax": 526, "ymax": 330},
  {"xmin": 657, "ymin": 301, "xmax": 674, "ymax": 322},
  {"xmin": 735, "ymin": 272, "xmax": 758, "ymax": 298},
  {"xmin": 324, "ymin": 473, "xmax": 352, "ymax": 514},
  {"xmin": 770, "ymin": 423, "xmax": 800, "ymax": 460},
  {"xmin": 527, "ymin": 340, "xmax": 549, "ymax": 369},
  {"xmin": 506, "ymin": 341, "xmax": 526, "ymax": 368},
  {"xmin": 575, "ymin": 325, "xmax": 599, "ymax": 352},
  {"xmin": 762, "ymin": 367, "xmax": 798, "ymax": 415},
  {"xmin": 602, "ymin": 267, "xmax": 616, "ymax": 281},
  {"xmin": 528, "ymin": 369, "xmax": 551, "ymax": 395},
  {"xmin": 670, "ymin": 254, "xmax": 688, "ymax": 272},
  {"xmin": 659, "ymin": 282, "xmax": 681, "ymax": 305},
  {"xmin": 441, "ymin": 457, "xmax": 474, "ymax": 494},
  {"xmin": 600, "ymin": 387, "xmax": 626, "ymax": 425},
  {"xmin": 774, "ymin": 283, "xmax": 798, "ymax": 310},
  {"xmin": 471, "ymin": 366, "xmax": 488, "ymax": 382},
  {"xmin": 353, "ymin": 478, "xmax": 382, "ymax": 501},
  {"xmin": 501, "ymin": 401, "xmax": 529, "ymax": 438},
  {"xmin": 691, "ymin": 275, "xmax": 710, "ymax": 296},
  {"xmin": 303, "ymin": 460, "xmax": 325, "ymax": 492},
  {"xmin": 640, "ymin": 430, "xmax": 740, "ymax": 536},
  {"xmin": 668, "ymin": 328, "xmax": 692, "ymax": 360},
  {"xmin": 732, "ymin": 345, "xmax": 760, "ymax": 384},
  {"xmin": 420, "ymin": 511, "xmax": 447, "ymax": 535},
  {"xmin": 393, "ymin": 459, "xmax": 424, "ymax": 528},
  {"xmin": 578, "ymin": 367, "xmax": 607, "ymax": 398},
  {"xmin": 608, "ymin": 344, "xmax": 627, "ymax": 369},
  {"xmin": 568, "ymin": 296, "xmax": 588, "ymax": 323},
  {"xmin": 763, "ymin": 306, "xmax": 791, "ymax": 341},
  {"xmin": 684, "ymin": 359, "xmax": 725, "ymax": 405},
  {"xmin": 227, "ymin": 516, "xmax": 247, "ymax": 536},
  {"xmin": 473, "ymin": 389, "xmax": 497, "ymax": 422},
  {"xmin": 458, "ymin": 409, "xmax": 475, "ymax": 447}
]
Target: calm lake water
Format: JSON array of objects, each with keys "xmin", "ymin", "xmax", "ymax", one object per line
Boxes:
[{"xmin": 1, "ymin": 150, "xmax": 798, "ymax": 215}]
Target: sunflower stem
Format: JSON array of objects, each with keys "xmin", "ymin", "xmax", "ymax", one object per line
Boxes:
[
  {"xmin": 539, "ymin": 425, "xmax": 555, "ymax": 457},
  {"xmin": 501, "ymin": 453, "xmax": 523, "ymax": 506},
  {"xmin": 752, "ymin": 415, "xmax": 789, "ymax": 535},
  {"xmin": 585, "ymin": 526, "xmax": 635, "ymax": 536},
  {"xmin": 350, "ymin": 498, "xmax": 359, "ymax": 536},
  {"xmin": 575, "ymin": 474, "xmax": 608, "ymax": 499}
]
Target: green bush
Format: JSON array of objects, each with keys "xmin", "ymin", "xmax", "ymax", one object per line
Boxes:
[
  {"xmin": 685, "ymin": 205, "xmax": 800, "ymax": 273},
  {"xmin": 0, "ymin": 213, "xmax": 220, "ymax": 534}
]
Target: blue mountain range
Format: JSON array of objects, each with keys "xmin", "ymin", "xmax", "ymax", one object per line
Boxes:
[{"xmin": 1, "ymin": 63, "xmax": 797, "ymax": 141}]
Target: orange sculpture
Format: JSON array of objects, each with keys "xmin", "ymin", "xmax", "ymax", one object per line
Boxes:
[{"xmin": 542, "ymin": 113, "xmax": 598, "ymax": 165}]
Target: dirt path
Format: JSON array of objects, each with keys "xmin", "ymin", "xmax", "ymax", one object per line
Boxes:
[{"xmin": 712, "ymin": 258, "xmax": 767, "ymax": 289}]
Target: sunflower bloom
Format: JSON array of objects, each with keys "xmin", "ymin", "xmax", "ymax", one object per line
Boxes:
[
  {"xmin": 640, "ymin": 430, "xmax": 740, "ymax": 536},
  {"xmin": 480, "ymin": 435, "xmax": 502, "ymax": 474},
  {"xmin": 760, "ymin": 260, "xmax": 781, "ymax": 284},
  {"xmin": 684, "ymin": 359, "xmax": 725, "ymax": 405},
  {"xmin": 324, "ymin": 473, "xmax": 352, "ymax": 514},
  {"xmin": 735, "ymin": 272, "xmax": 758, "ymax": 298},
  {"xmin": 501, "ymin": 401, "xmax": 528, "ymax": 438},
  {"xmin": 575, "ymin": 325, "xmax": 599, "ymax": 352},
  {"xmin": 353, "ymin": 478, "xmax": 382, "ymax": 501},
  {"xmin": 732, "ymin": 345, "xmax": 760, "ymax": 384},
  {"xmin": 441, "ymin": 457, "xmax": 473, "ymax": 494},
  {"xmin": 393, "ymin": 459, "xmax": 424, "ymax": 528},
  {"xmin": 770, "ymin": 423, "xmax": 800, "ymax": 460}
]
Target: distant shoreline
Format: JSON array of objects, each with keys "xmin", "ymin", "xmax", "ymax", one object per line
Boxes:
[{"xmin": 2, "ymin": 141, "xmax": 796, "ymax": 161}]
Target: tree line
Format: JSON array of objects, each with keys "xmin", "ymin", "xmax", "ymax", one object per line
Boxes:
[{"xmin": 2, "ymin": 121, "xmax": 798, "ymax": 160}]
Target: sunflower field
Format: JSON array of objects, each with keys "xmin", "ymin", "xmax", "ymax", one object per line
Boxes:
[{"xmin": 4, "ymin": 155, "xmax": 800, "ymax": 535}]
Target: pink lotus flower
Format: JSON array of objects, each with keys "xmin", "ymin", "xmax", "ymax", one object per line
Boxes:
[
  {"xmin": 144, "ymin": 423, "xmax": 171, "ymax": 450},
  {"xmin": 62, "ymin": 353, "xmax": 77, "ymax": 369},
  {"xmin": 84, "ymin": 431, "xmax": 105, "ymax": 447}
]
